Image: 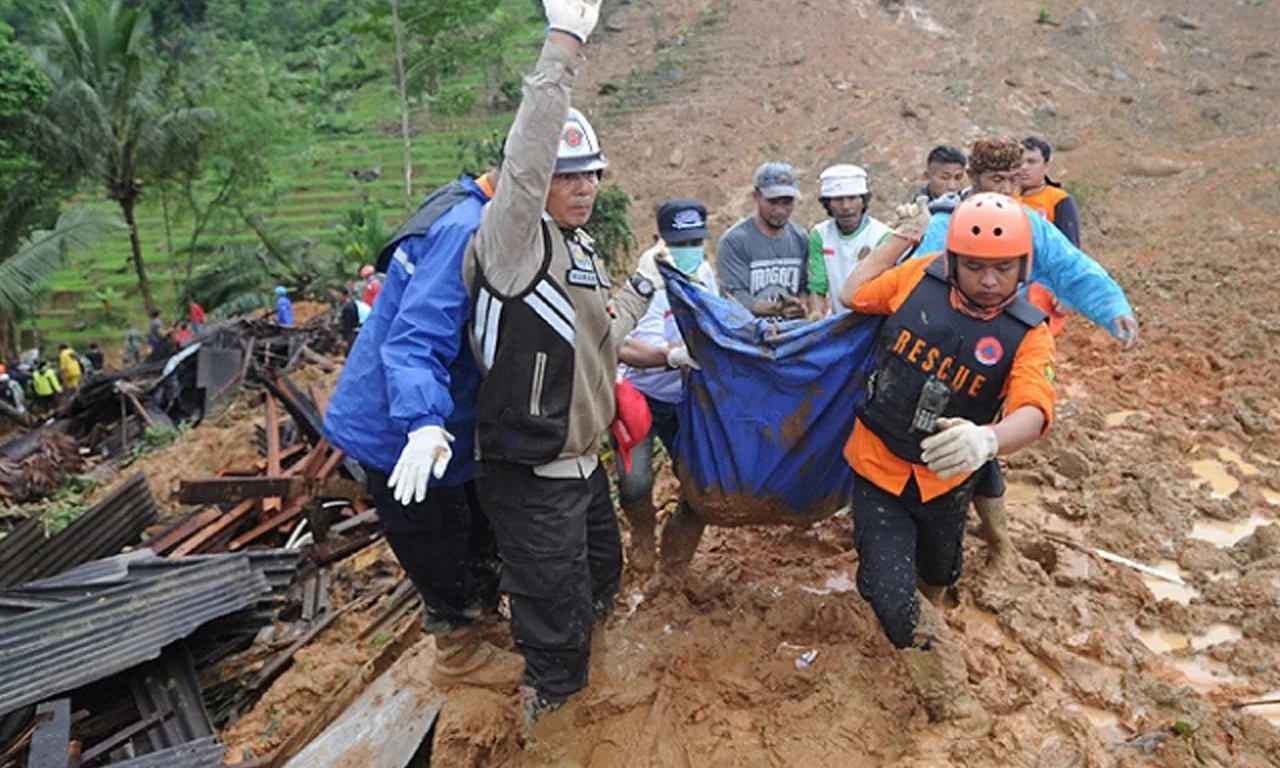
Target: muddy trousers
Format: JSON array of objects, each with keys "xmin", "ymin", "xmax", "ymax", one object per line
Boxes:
[
  {"xmin": 476, "ymin": 461, "xmax": 623, "ymax": 701},
  {"xmin": 364, "ymin": 467, "xmax": 500, "ymax": 631},
  {"xmin": 852, "ymin": 473, "xmax": 976, "ymax": 649}
]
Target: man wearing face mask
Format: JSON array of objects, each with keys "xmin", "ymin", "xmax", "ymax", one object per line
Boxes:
[
  {"xmin": 458, "ymin": 0, "xmax": 663, "ymax": 725},
  {"xmin": 615, "ymin": 198, "xmax": 717, "ymax": 572}
]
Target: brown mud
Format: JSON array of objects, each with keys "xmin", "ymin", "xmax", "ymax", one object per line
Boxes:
[{"xmin": 223, "ymin": 0, "xmax": 1280, "ymax": 764}]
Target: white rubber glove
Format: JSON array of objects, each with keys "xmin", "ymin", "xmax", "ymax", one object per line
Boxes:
[
  {"xmin": 544, "ymin": 0, "xmax": 601, "ymax": 43},
  {"xmin": 919, "ymin": 418, "xmax": 999, "ymax": 479},
  {"xmin": 666, "ymin": 345, "xmax": 700, "ymax": 371},
  {"xmin": 388, "ymin": 425, "xmax": 455, "ymax": 505},
  {"xmin": 635, "ymin": 240, "xmax": 670, "ymax": 289},
  {"xmin": 891, "ymin": 195, "xmax": 933, "ymax": 245}
]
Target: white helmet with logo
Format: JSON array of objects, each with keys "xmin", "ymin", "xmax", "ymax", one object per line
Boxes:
[{"xmin": 556, "ymin": 107, "xmax": 609, "ymax": 174}]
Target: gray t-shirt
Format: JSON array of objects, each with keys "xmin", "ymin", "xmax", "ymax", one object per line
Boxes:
[{"xmin": 716, "ymin": 217, "xmax": 809, "ymax": 308}]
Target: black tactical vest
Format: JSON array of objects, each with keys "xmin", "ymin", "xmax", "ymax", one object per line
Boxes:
[
  {"xmin": 472, "ymin": 222, "xmax": 580, "ymax": 465},
  {"xmin": 857, "ymin": 259, "xmax": 1046, "ymax": 463}
]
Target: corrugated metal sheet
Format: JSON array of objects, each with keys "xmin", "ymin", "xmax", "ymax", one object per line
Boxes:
[
  {"xmin": 0, "ymin": 473, "xmax": 158, "ymax": 588},
  {"xmin": 129, "ymin": 644, "xmax": 213, "ymax": 751},
  {"xmin": 0, "ymin": 556, "xmax": 269, "ymax": 717},
  {"xmin": 106, "ymin": 736, "xmax": 225, "ymax": 768}
]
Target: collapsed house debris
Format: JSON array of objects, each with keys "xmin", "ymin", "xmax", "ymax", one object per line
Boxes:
[{"xmin": 0, "ymin": 311, "xmax": 443, "ymax": 768}]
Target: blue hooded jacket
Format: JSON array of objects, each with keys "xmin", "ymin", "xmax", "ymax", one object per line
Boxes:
[
  {"xmin": 917, "ymin": 205, "xmax": 1133, "ymax": 335},
  {"xmin": 323, "ymin": 176, "xmax": 487, "ymax": 486},
  {"xmin": 275, "ymin": 295, "xmax": 294, "ymax": 327}
]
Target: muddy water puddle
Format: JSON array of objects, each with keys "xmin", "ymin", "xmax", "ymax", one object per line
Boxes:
[
  {"xmin": 1188, "ymin": 447, "xmax": 1267, "ymax": 500},
  {"xmin": 1190, "ymin": 513, "xmax": 1276, "ymax": 547},
  {"xmin": 1104, "ymin": 410, "xmax": 1144, "ymax": 428},
  {"xmin": 1141, "ymin": 561, "xmax": 1198, "ymax": 605}
]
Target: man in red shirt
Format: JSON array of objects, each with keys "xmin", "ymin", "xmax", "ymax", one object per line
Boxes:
[
  {"xmin": 360, "ymin": 265, "xmax": 382, "ymax": 306},
  {"xmin": 188, "ymin": 298, "xmax": 206, "ymax": 335}
]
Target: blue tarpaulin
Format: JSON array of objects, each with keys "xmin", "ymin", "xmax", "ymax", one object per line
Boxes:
[{"xmin": 662, "ymin": 265, "xmax": 883, "ymax": 525}]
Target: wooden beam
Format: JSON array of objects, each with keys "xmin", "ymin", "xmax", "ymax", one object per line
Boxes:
[
  {"xmin": 264, "ymin": 396, "xmax": 282, "ymax": 514},
  {"xmin": 146, "ymin": 506, "xmax": 221, "ymax": 555},
  {"xmin": 169, "ymin": 499, "xmax": 257, "ymax": 557},
  {"xmin": 178, "ymin": 476, "xmax": 367, "ymax": 505}
]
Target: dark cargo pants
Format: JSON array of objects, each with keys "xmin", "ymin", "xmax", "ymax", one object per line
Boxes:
[{"xmin": 476, "ymin": 461, "xmax": 622, "ymax": 700}]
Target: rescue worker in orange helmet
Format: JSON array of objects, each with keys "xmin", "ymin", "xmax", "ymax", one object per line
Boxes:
[{"xmin": 838, "ymin": 193, "xmax": 1057, "ymax": 731}]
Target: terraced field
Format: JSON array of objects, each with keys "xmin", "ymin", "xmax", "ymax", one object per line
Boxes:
[{"xmin": 38, "ymin": 82, "xmax": 519, "ymax": 347}]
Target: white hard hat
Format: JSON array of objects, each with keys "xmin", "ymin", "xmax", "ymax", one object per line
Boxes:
[
  {"xmin": 819, "ymin": 164, "xmax": 870, "ymax": 198},
  {"xmin": 556, "ymin": 107, "xmax": 609, "ymax": 174}
]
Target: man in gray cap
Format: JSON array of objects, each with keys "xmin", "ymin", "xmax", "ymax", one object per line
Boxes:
[{"xmin": 717, "ymin": 162, "xmax": 814, "ymax": 319}]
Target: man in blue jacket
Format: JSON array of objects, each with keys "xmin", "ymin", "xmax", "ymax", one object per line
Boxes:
[
  {"xmin": 273, "ymin": 286, "xmax": 294, "ymax": 327},
  {"xmin": 323, "ymin": 163, "xmax": 523, "ymax": 691}
]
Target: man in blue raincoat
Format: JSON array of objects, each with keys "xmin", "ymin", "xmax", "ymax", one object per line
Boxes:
[{"xmin": 323, "ymin": 162, "xmax": 524, "ymax": 692}]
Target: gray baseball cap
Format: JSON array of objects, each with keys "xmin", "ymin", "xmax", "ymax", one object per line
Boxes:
[{"xmin": 753, "ymin": 161, "xmax": 802, "ymax": 199}]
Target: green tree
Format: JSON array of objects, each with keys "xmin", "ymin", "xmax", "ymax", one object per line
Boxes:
[
  {"xmin": 35, "ymin": 0, "xmax": 214, "ymax": 315},
  {"xmin": 154, "ymin": 40, "xmax": 300, "ymax": 292},
  {"xmin": 0, "ymin": 206, "xmax": 122, "ymax": 352}
]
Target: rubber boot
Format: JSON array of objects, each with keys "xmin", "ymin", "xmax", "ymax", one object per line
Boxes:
[
  {"xmin": 621, "ymin": 497, "xmax": 658, "ymax": 574},
  {"xmin": 429, "ymin": 624, "xmax": 525, "ymax": 692},
  {"xmin": 653, "ymin": 501, "xmax": 705, "ymax": 590},
  {"xmin": 901, "ymin": 597, "xmax": 992, "ymax": 734},
  {"xmin": 973, "ymin": 495, "xmax": 1015, "ymax": 572}
]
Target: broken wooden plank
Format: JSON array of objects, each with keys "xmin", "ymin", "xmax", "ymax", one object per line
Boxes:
[
  {"xmin": 271, "ymin": 621, "xmax": 424, "ymax": 767},
  {"xmin": 178, "ymin": 476, "xmax": 367, "ymax": 505},
  {"xmin": 264, "ymin": 396, "xmax": 282, "ymax": 515},
  {"xmin": 227, "ymin": 498, "xmax": 309, "ymax": 551},
  {"xmin": 28, "ymin": 699, "xmax": 71, "ymax": 768},
  {"xmin": 146, "ymin": 506, "xmax": 221, "ymax": 555},
  {"xmin": 78, "ymin": 710, "xmax": 171, "ymax": 764},
  {"xmin": 279, "ymin": 639, "xmax": 443, "ymax": 768},
  {"xmin": 169, "ymin": 500, "xmax": 257, "ymax": 557}
]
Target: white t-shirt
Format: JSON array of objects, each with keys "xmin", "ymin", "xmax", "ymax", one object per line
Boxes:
[
  {"xmin": 815, "ymin": 216, "xmax": 893, "ymax": 315},
  {"xmin": 621, "ymin": 261, "xmax": 718, "ymax": 404}
]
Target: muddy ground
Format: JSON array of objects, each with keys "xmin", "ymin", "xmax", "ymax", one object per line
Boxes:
[{"xmin": 208, "ymin": 0, "xmax": 1280, "ymax": 765}]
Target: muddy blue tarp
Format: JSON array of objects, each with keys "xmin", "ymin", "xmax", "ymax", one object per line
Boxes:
[{"xmin": 663, "ymin": 265, "xmax": 883, "ymax": 521}]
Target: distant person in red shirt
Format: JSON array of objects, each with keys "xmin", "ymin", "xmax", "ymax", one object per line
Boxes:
[
  {"xmin": 360, "ymin": 265, "xmax": 382, "ymax": 306},
  {"xmin": 174, "ymin": 322, "xmax": 194, "ymax": 348},
  {"xmin": 188, "ymin": 298, "xmax": 206, "ymax": 335}
]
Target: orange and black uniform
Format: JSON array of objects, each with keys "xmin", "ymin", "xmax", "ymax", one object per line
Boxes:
[
  {"xmin": 844, "ymin": 253, "xmax": 1056, "ymax": 648},
  {"xmin": 1019, "ymin": 181, "xmax": 1080, "ymax": 336}
]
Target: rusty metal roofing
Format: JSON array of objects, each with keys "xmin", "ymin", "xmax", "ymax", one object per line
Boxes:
[
  {"xmin": 107, "ymin": 736, "xmax": 226, "ymax": 768},
  {"xmin": 0, "ymin": 472, "xmax": 158, "ymax": 588},
  {"xmin": 0, "ymin": 555, "xmax": 269, "ymax": 717}
]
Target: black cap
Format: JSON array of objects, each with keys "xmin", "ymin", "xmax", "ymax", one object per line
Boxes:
[{"xmin": 657, "ymin": 198, "xmax": 711, "ymax": 243}]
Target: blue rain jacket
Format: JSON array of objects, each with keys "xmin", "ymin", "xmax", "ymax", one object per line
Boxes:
[{"xmin": 324, "ymin": 176, "xmax": 487, "ymax": 486}]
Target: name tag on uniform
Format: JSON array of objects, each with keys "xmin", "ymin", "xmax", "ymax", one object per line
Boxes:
[{"xmin": 566, "ymin": 240, "xmax": 603, "ymax": 288}]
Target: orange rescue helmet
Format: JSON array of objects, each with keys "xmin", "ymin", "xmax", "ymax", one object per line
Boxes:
[{"xmin": 946, "ymin": 193, "xmax": 1033, "ymax": 264}]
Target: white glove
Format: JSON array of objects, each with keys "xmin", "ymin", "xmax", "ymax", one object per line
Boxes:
[
  {"xmin": 666, "ymin": 345, "xmax": 700, "ymax": 371},
  {"xmin": 544, "ymin": 0, "xmax": 601, "ymax": 43},
  {"xmin": 635, "ymin": 240, "xmax": 670, "ymax": 289},
  {"xmin": 892, "ymin": 195, "xmax": 933, "ymax": 244},
  {"xmin": 388, "ymin": 425, "xmax": 455, "ymax": 505},
  {"xmin": 919, "ymin": 418, "xmax": 999, "ymax": 479}
]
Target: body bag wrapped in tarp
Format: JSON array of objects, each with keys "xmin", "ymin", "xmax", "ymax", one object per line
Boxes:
[{"xmin": 661, "ymin": 264, "xmax": 883, "ymax": 525}]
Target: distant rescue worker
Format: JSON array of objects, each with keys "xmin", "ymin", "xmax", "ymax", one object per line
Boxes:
[
  {"xmin": 806, "ymin": 165, "xmax": 894, "ymax": 316},
  {"xmin": 85, "ymin": 343, "xmax": 105, "ymax": 373},
  {"xmin": 324, "ymin": 153, "xmax": 522, "ymax": 691},
  {"xmin": 328, "ymin": 285, "xmax": 361, "ymax": 347},
  {"xmin": 58, "ymin": 344, "xmax": 82, "ymax": 389},
  {"xmin": 915, "ymin": 145, "xmax": 967, "ymax": 202},
  {"xmin": 32, "ymin": 360, "xmax": 61, "ymax": 411},
  {"xmin": 174, "ymin": 322, "xmax": 194, "ymax": 348},
  {"xmin": 273, "ymin": 286, "xmax": 294, "ymax": 327},
  {"xmin": 124, "ymin": 324, "xmax": 144, "ymax": 366},
  {"xmin": 0, "ymin": 373, "xmax": 25, "ymax": 418},
  {"xmin": 460, "ymin": 0, "xmax": 661, "ymax": 725},
  {"xmin": 717, "ymin": 162, "xmax": 814, "ymax": 319},
  {"xmin": 188, "ymin": 298, "xmax": 206, "ymax": 335},
  {"xmin": 147, "ymin": 309, "xmax": 164, "ymax": 351},
  {"xmin": 1019, "ymin": 136, "xmax": 1079, "ymax": 336},
  {"xmin": 616, "ymin": 198, "xmax": 716, "ymax": 572},
  {"xmin": 360, "ymin": 265, "xmax": 382, "ymax": 306},
  {"xmin": 839, "ymin": 193, "xmax": 1056, "ymax": 730}
]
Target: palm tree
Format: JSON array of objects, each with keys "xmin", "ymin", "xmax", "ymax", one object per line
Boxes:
[
  {"xmin": 33, "ymin": 0, "xmax": 213, "ymax": 315},
  {"xmin": 0, "ymin": 206, "xmax": 121, "ymax": 353}
]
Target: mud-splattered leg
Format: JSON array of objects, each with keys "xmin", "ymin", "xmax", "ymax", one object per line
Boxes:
[{"xmin": 655, "ymin": 500, "xmax": 705, "ymax": 584}]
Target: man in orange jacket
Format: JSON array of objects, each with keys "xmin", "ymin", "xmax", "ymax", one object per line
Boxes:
[
  {"xmin": 1019, "ymin": 136, "xmax": 1080, "ymax": 336},
  {"xmin": 839, "ymin": 193, "xmax": 1056, "ymax": 730}
]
